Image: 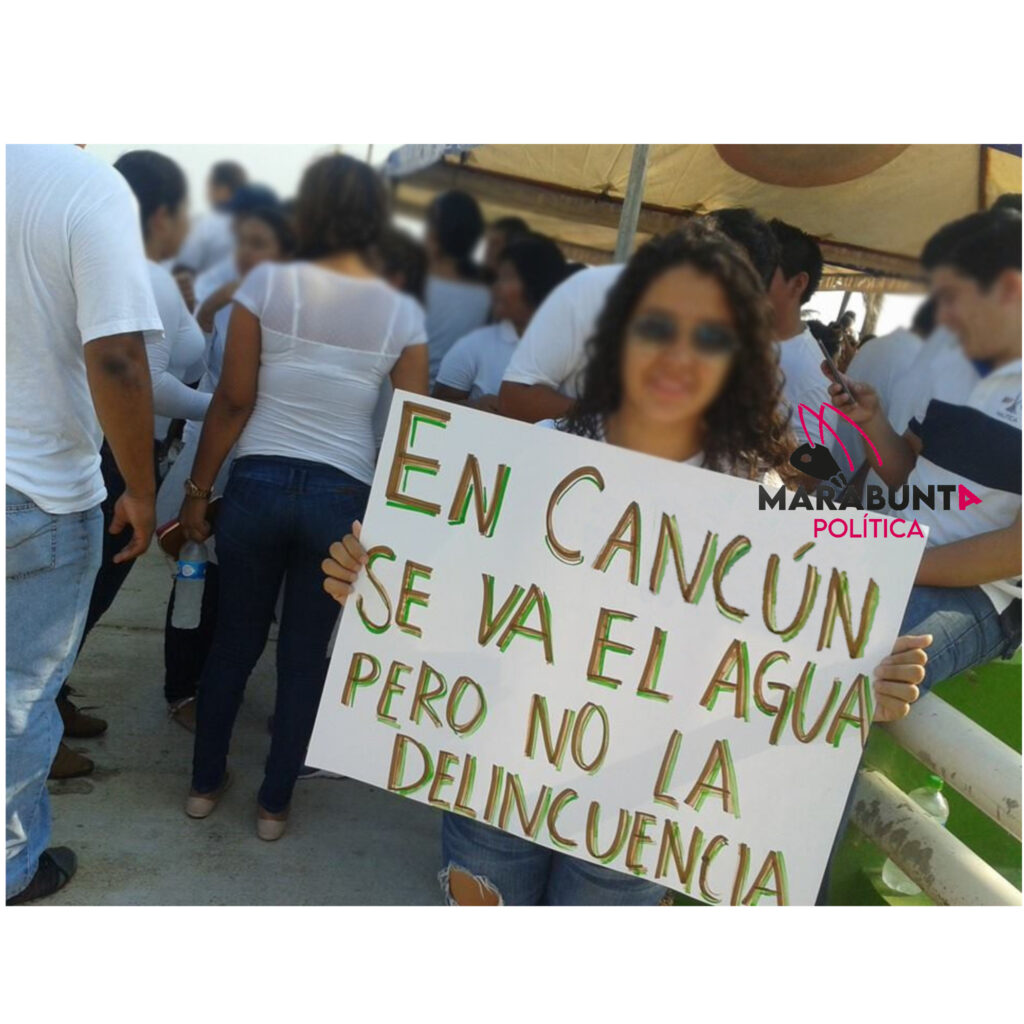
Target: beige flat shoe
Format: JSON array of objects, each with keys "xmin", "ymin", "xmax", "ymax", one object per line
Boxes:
[
  {"xmin": 256, "ymin": 805, "xmax": 289, "ymax": 842},
  {"xmin": 185, "ymin": 773, "xmax": 232, "ymax": 819}
]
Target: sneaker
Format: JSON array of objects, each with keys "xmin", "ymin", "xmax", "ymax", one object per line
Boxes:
[
  {"xmin": 48, "ymin": 742, "xmax": 94, "ymax": 780},
  {"xmin": 297, "ymin": 764, "xmax": 346, "ymax": 781},
  {"xmin": 168, "ymin": 697, "xmax": 197, "ymax": 733},
  {"xmin": 6, "ymin": 847, "xmax": 78, "ymax": 905},
  {"xmin": 57, "ymin": 694, "xmax": 107, "ymax": 738}
]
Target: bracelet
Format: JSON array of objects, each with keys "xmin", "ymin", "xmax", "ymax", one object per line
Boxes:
[{"xmin": 184, "ymin": 477, "xmax": 213, "ymax": 500}]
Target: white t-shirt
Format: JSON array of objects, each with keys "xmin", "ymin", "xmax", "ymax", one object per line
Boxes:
[
  {"xmin": 503, "ymin": 264, "xmax": 624, "ymax": 401},
  {"xmin": 862, "ymin": 327, "xmax": 981, "ymax": 500},
  {"xmin": 176, "ymin": 210, "xmax": 234, "ymax": 276},
  {"xmin": 145, "ymin": 262, "xmax": 211, "ymax": 440},
  {"xmin": 233, "ymin": 262, "xmax": 427, "ymax": 484},
  {"xmin": 6, "ymin": 145, "xmax": 162, "ymax": 514},
  {"xmin": 777, "ymin": 327, "xmax": 835, "ymax": 434},
  {"xmin": 436, "ymin": 320, "xmax": 520, "ymax": 400},
  {"xmin": 904, "ymin": 359, "xmax": 1022, "ymax": 612},
  {"xmin": 424, "ymin": 276, "xmax": 492, "ymax": 384}
]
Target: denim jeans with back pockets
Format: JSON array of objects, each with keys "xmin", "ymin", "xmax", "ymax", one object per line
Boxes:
[
  {"xmin": 6, "ymin": 487, "xmax": 102, "ymax": 899},
  {"xmin": 190, "ymin": 456, "xmax": 370, "ymax": 814}
]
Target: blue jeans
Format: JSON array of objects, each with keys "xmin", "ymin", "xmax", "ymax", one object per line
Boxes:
[
  {"xmin": 440, "ymin": 812, "xmax": 667, "ymax": 906},
  {"xmin": 6, "ymin": 487, "xmax": 102, "ymax": 899},
  {"xmin": 191, "ymin": 456, "xmax": 369, "ymax": 814},
  {"xmin": 899, "ymin": 584, "xmax": 1018, "ymax": 692}
]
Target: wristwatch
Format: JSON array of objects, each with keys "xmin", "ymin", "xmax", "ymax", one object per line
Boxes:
[{"xmin": 184, "ymin": 477, "xmax": 213, "ymax": 500}]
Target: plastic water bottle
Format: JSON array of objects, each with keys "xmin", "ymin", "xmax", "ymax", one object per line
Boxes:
[
  {"xmin": 881, "ymin": 774, "xmax": 950, "ymax": 896},
  {"xmin": 172, "ymin": 540, "xmax": 208, "ymax": 630}
]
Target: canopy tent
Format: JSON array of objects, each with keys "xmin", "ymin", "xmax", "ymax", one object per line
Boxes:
[{"xmin": 387, "ymin": 144, "xmax": 1021, "ymax": 291}]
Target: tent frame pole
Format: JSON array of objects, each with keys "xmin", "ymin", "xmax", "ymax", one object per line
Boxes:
[{"xmin": 613, "ymin": 144, "xmax": 651, "ymax": 263}]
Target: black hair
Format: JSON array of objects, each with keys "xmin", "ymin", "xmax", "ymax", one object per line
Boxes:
[
  {"xmin": 992, "ymin": 193, "xmax": 1022, "ymax": 213},
  {"xmin": 113, "ymin": 150, "xmax": 188, "ymax": 239},
  {"xmin": 769, "ymin": 219, "xmax": 824, "ymax": 304},
  {"xmin": 921, "ymin": 207, "xmax": 1022, "ymax": 287},
  {"xmin": 806, "ymin": 318, "xmax": 840, "ymax": 358},
  {"xmin": 497, "ymin": 234, "xmax": 570, "ymax": 310},
  {"xmin": 210, "ymin": 161, "xmax": 247, "ymax": 192},
  {"xmin": 375, "ymin": 228, "xmax": 429, "ymax": 304},
  {"xmin": 228, "ymin": 184, "xmax": 279, "ymax": 214},
  {"xmin": 567, "ymin": 219, "xmax": 795, "ymax": 481},
  {"xmin": 911, "ymin": 296, "xmax": 936, "ymax": 337},
  {"xmin": 235, "ymin": 206, "xmax": 296, "ymax": 258},
  {"xmin": 294, "ymin": 154, "xmax": 388, "ymax": 258},
  {"xmin": 706, "ymin": 208, "xmax": 780, "ymax": 288},
  {"xmin": 491, "ymin": 216, "xmax": 531, "ymax": 242},
  {"xmin": 428, "ymin": 190, "xmax": 485, "ymax": 280}
]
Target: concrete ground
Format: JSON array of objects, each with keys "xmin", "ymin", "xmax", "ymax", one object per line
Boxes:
[{"xmin": 46, "ymin": 547, "xmax": 443, "ymax": 905}]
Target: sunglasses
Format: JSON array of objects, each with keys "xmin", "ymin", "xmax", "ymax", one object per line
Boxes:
[{"xmin": 628, "ymin": 311, "xmax": 740, "ymax": 358}]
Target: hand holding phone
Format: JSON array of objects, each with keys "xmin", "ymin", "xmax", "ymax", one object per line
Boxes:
[
  {"xmin": 814, "ymin": 335, "xmax": 858, "ymax": 405},
  {"xmin": 817, "ymin": 354, "xmax": 883, "ymax": 428}
]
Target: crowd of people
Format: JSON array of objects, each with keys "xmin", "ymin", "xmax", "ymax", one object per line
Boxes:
[{"xmin": 6, "ymin": 144, "xmax": 1021, "ymax": 906}]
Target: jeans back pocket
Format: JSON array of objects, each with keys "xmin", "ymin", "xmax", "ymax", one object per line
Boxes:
[{"xmin": 6, "ymin": 501, "xmax": 58, "ymax": 580}]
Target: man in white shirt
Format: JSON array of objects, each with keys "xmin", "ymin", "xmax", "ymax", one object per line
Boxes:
[
  {"xmin": 6, "ymin": 145, "xmax": 162, "ymax": 904},
  {"xmin": 829, "ymin": 207, "xmax": 1022, "ymax": 689},
  {"xmin": 499, "ymin": 262, "xmax": 623, "ymax": 421}
]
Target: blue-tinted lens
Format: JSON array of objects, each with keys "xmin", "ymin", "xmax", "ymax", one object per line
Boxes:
[
  {"xmin": 630, "ymin": 313, "xmax": 676, "ymax": 344},
  {"xmin": 693, "ymin": 323, "xmax": 739, "ymax": 355}
]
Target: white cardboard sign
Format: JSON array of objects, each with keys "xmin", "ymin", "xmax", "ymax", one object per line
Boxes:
[{"xmin": 308, "ymin": 393, "xmax": 926, "ymax": 905}]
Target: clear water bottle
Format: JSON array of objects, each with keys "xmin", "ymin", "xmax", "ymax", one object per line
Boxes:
[
  {"xmin": 172, "ymin": 540, "xmax": 208, "ymax": 630},
  {"xmin": 881, "ymin": 774, "xmax": 950, "ymax": 896}
]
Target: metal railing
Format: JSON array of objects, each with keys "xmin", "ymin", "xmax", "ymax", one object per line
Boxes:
[{"xmin": 849, "ymin": 691, "xmax": 1022, "ymax": 906}]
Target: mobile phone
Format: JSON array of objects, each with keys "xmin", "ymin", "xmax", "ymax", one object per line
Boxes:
[{"xmin": 813, "ymin": 334, "xmax": 857, "ymax": 406}]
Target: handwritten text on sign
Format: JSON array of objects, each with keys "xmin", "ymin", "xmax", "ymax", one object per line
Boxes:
[{"xmin": 307, "ymin": 395, "xmax": 926, "ymax": 905}]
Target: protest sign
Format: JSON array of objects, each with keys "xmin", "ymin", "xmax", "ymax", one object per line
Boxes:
[{"xmin": 307, "ymin": 393, "xmax": 927, "ymax": 905}]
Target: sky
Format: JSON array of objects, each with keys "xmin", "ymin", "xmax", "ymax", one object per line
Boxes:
[{"xmin": 85, "ymin": 143, "xmax": 924, "ymax": 336}]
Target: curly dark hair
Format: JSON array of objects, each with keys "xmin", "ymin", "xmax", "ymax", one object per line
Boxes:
[
  {"xmin": 566, "ymin": 219, "xmax": 797, "ymax": 482},
  {"xmin": 294, "ymin": 154, "xmax": 388, "ymax": 258}
]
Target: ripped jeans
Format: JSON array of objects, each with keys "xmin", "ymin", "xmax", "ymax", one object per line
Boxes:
[{"xmin": 440, "ymin": 812, "xmax": 666, "ymax": 906}]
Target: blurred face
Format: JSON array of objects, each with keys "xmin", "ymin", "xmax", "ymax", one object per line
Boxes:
[
  {"xmin": 484, "ymin": 229, "xmax": 507, "ymax": 272},
  {"xmin": 208, "ymin": 182, "xmax": 233, "ymax": 209},
  {"xmin": 930, "ymin": 265, "xmax": 1018, "ymax": 361},
  {"xmin": 234, "ymin": 216, "xmax": 283, "ymax": 276},
  {"xmin": 620, "ymin": 264, "xmax": 739, "ymax": 426},
  {"xmin": 491, "ymin": 259, "xmax": 532, "ymax": 329},
  {"xmin": 148, "ymin": 199, "xmax": 190, "ymax": 261},
  {"xmin": 766, "ymin": 266, "xmax": 804, "ymax": 335}
]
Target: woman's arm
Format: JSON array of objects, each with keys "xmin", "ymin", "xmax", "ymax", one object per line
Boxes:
[
  {"xmin": 196, "ymin": 280, "xmax": 239, "ymax": 334},
  {"xmin": 179, "ymin": 304, "xmax": 261, "ymax": 540},
  {"xmin": 146, "ymin": 329, "xmax": 213, "ymax": 422},
  {"xmin": 390, "ymin": 343, "xmax": 429, "ymax": 396}
]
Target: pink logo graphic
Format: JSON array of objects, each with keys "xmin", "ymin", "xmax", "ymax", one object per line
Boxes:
[
  {"xmin": 795, "ymin": 402, "xmax": 883, "ymax": 472},
  {"xmin": 959, "ymin": 484, "xmax": 983, "ymax": 510}
]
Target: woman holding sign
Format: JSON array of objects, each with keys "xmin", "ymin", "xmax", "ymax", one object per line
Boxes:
[
  {"xmin": 323, "ymin": 220, "xmax": 931, "ymax": 904},
  {"xmin": 178, "ymin": 154, "xmax": 429, "ymax": 841}
]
